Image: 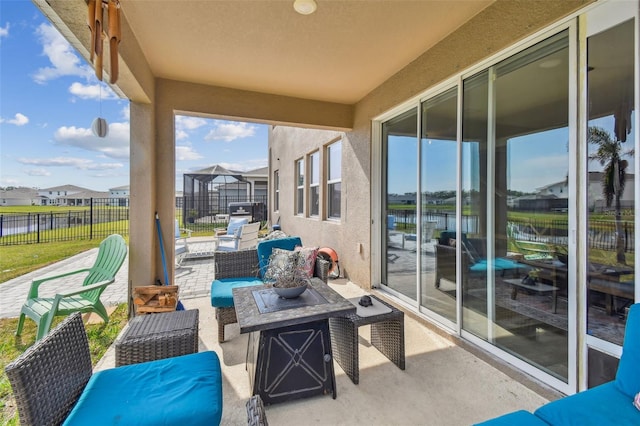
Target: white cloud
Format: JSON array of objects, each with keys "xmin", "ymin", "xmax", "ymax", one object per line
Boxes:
[
  {"xmin": 176, "ymin": 116, "xmax": 207, "ymax": 131},
  {"xmin": 0, "ymin": 177, "xmax": 20, "ymax": 186},
  {"xmin": 205, "ymin": 121, "xmax": 256, "ymax": 142},
  {"xmin": 18, "ymin": 156, "xmax": 123, "ymax": 172},
  {"xmin": 32, "ymin": 23, "xmax": 93, "ymax": 84},
  {"xmin": 25, "ymin": 168, "xmax": 51, "ymax": 177},
  {"xmin": 18, "ymin": 157, "xmax": 94, "ymax": 168},
  {"xmin": 121, "ymin": 106, "xmax": 130, "ymax": 121},
  {"xmin": 68, "ymin": 82, "xmax": 119, "ymax": 100},
  {"xmin": 0, "ymin": 113, "xmax": 29, "ymax": 126},
  {"xmin": 0, "ymin": 23, "xmax": 9, "ymax": 40},
  {"xmin": 53, "ymin": 121, "xmax": 130, "ymax": 160},
  {"xmin": 176, "ymin": 130, "xmax": 189, "ymax": 140},
  {"xmin": 176, "ymin": 145, "xmax": 203, "ymax": 161}
]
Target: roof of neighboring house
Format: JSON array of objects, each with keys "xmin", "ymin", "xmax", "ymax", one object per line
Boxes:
[
  {"xmin": 58, "ymin": 190, "xmax": 110, "ymax": 199},
  {"xmin": 0, "ymin": 187, "xmax": 40, "ymax": 199},
  {"xmin": 39, "ymin": 184, "xmax": 93, "ymax": 193},
  {"xmin": 109, "ymin": 185, "xmax": 130, "ymax": 191},
  {"xmin": 242, "ymin": 166, "xmax": 268, "ymax": 176}
]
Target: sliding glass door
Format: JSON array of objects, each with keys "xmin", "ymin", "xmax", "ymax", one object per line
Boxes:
[
  {"xmin": 461, "ymin": 31, "xmax": 571, "ymax": 383},
  {"xmin": 383, "ymin": 109, "xmax": 418, "ymax": 300},
  {"xmin": 420, "ymin": 88, "xmax": 458, "ymax": 323}
]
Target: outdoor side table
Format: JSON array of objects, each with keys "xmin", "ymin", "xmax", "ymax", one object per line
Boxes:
[
  {"xmin": 329, "ymin": 295, "xmax": 405, "ymax": 384},
  {"xmin": 115, "ymin": 309, "xmax": 199, "ymax": 366}
]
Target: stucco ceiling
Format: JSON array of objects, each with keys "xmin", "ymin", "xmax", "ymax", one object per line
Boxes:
[{"xmin": 42, "ymin": 0, "xmax": 494, "ymax": 105}]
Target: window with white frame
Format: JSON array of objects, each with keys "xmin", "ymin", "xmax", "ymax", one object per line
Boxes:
[
  {"xmin": 274, "ymin": 170, "xmax": 279, "ymax": 212},
  {"xmin": 327, "ymin": 140, "xmax": 342, "ymax": 219},
  {"xmin": 295, "ymin": 159, "xmax": 304, "ymax": 215},
  {"xmin": 309, "ymin": 151, "xmax": 320, "ymax": 216}
]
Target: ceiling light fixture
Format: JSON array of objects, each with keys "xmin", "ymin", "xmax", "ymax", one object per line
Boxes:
[{"xmin": 294, "ymin": 0, "xmax": 317, "ymax": 15}]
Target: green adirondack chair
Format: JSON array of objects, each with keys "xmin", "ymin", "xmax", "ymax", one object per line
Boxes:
[{"xmin": 16, "ymin": 234, "xmax": 128, "ymax": 341}]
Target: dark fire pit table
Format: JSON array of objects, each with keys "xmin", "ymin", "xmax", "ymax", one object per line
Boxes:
[{"xmin": 233, "ymin": 278, "xmax": 355, "ymax": 405}]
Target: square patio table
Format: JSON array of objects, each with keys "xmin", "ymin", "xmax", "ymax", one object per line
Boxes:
[
  {"xmin": 329, "ymin": 294, "xmax": 405, "ymax": 384},
  {"xmin": 115, "ymin": 309, "xmax": 199, "ymax": 366},
  {"xmin": 233, "ymin": 278, "xmax": 355, "ymax": 405}
]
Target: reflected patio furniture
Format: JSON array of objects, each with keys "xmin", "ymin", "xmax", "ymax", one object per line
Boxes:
[{"xmin": 435, "ymin": 231, "xmax": 522, "ymax": 291}]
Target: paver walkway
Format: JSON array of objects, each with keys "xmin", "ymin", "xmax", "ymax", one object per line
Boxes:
[{"xmin": 1, "ymin": 248, "xmax": 216, "ymax": 319}]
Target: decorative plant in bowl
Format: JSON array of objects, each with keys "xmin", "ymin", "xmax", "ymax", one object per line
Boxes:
[{"xmin": 264, "ymin": 250, "xmax": 310, "ymax": 299}]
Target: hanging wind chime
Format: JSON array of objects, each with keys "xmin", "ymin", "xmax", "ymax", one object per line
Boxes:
[{"xmin": 87, "ymin": 0, "xmax": 121, "ymax": 137}]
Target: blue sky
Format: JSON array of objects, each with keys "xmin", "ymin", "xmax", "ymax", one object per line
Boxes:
[{"xmin": 0, "ymin": 1, "xmax": 268, "ymax": 193}]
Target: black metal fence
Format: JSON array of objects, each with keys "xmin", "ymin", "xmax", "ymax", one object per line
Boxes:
[
  {"xmin": 388, "ymin": 209, "xmax": 635, "ymax": 254},
  {"xmin": 0, "ymin": 198, "xmax": 130, "ymax": 246}
]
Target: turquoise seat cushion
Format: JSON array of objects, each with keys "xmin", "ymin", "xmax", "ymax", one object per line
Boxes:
[
  {"xmin": 474, "ymin": 410, "xmax": 549, "ymax": 426},
  {"xmin": 63, "ymin": 351, "xmax": 223, "ymax": 426},
  {"xmin": 616, "ymin": 303, "xmax": 640, "ymax": 397},
  {"xmin": 469, "ymin": 258, "xmax": 521, "ymax": 273},
  {"xmin": 211, "ymin": 277, "xmax": 264, "ymax": 308},
  {"xmin": 535, "ymin": 382, "xmax": 640, "ymax": 425},
  {"xmin": 256, "ymin": 237, "xmax": 302, "ymax": 278}
]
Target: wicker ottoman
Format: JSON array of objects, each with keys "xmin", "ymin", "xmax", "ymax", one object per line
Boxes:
[
  {"xmin": 329, "ymin": 295, "xmax": 405, "ymax": 384},
  {"xmin": 115, "ymin": 309, "xmax": 199, "ymax": 366}
]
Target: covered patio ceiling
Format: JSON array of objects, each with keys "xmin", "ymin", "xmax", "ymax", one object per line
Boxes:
[{"xmin": 36, "ymin": 0, "xmax": 493, "ymax": 105}]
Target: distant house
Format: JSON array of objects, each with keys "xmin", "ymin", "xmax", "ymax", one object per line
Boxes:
[
  {"xmin": 108, "ymin": 185, "xmax": 130, "ymax": 207},
  {"xmin": 0, "ymin": 187, "xmax": 41, "ymax": 206},
  {"xmin": 56, "ymin": 190, "xmax": 110, "ymax": 206},
  {"xmin": 37, "ymin": 185, "xmax": 94, "ymax": 206}
]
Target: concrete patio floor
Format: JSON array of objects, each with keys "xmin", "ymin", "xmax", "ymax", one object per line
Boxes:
[{"xmin": 2, "ymin": 242, "xmax": 561, "ymax": 425}]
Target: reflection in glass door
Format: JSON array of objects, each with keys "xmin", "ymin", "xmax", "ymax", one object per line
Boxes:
[
  {"xmin": 586, "ymin": 18, "xmax": 636, "ymax": 347},
  {"xmin": 383, "ymin": 109, "xmax": 418, "ymax": 299},
  {"xmin": 421, "ymin": 88, "xmax": 458, "ymax": 323},
  {"xmin": 461, "ymin": 31, "xmax": 571, "ymax": 383}
]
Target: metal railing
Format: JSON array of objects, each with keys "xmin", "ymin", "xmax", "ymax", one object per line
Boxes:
[{"xmin": 0, "ymin": 198, "xmax": 130, "ymax": 246}]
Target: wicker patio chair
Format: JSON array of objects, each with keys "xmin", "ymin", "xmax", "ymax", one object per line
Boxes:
[
  {"xmin": 212, "ymin": 242, "xmax": 330, "ymax": 342},
  {"xmin": 246, "ymin": 395, "xmax": 269, "ymax": 426}
]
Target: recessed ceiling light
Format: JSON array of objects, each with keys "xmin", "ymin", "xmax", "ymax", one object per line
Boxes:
[{"xmin": 294, "ymin": 0, "xmax": 317, "ymax": 15}]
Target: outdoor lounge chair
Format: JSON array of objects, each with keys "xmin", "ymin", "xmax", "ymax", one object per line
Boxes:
[
  {"xmin": 175, "ymin": 220, "xmax": 191, "ymax": 267},
  {"xmin": 15, "ymin": 234, "xmax": 127, "ymax": 341},
  {"xmin": 216, "ymin": 221, "xmax": 260, "ymax": 251}
]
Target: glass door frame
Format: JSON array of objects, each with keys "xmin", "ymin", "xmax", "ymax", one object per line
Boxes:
[{"xmin": 580, "ymin": 0, "xmax": 640, "ymax": 391}]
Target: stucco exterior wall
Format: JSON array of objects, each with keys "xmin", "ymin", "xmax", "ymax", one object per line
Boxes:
[
  {"xmin": 269, "ymin": 127, "xmax": 370, "ymax": 284},
  {"xmin": 270, "ymin": 0, "xmax": 591, "ymax": 289}
]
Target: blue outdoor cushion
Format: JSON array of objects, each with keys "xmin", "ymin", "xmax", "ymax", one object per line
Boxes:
[
  {"xmin": 64, "ymin": 351, "xmax": 223, "ymax": 426},
  {"xmin": 474, "ymin": 410, "xmax": 549, "ymax": 426},
  {"xmin": 226, "ymin": 217, "xmax": 249, "ymax": 237},
  {"xmin": 469, "ymin": 258, "xmax": 521, "ymax": 273},
  {"xmin": 256, "ymin": 237, "xmax": 302, "ymax": 278},
  {"xmin": 535, "ymin": 381, "xmax": 640, "ymax": 425},
  {"xmin": 211, "ymin": 277, "xmax": 264, "ymax": 308},
  {"xmin": 616, "ymin": 303, "xmax": 640, "ymax": 397}
]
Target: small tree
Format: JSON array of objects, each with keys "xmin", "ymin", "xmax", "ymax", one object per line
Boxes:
[{"xmin": 588, "ymin": 126, "xmax": 634, "ymax": 264}]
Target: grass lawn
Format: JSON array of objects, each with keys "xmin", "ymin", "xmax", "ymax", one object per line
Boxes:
[
  {"xmin": 0, "ymin": 240, "xmax": 106, "ymax": 283},
  {"xmin": 0, "ymin": 305, "xmax": 128, "ymax": 425}
]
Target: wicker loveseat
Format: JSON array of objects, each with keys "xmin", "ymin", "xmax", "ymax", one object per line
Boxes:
[
  {"xmin": 5, "ymin": 313, "xmax": 223, "ymax": 426},
  {"xmin": 211, "ymin": 237, "xmax": 330, "ymax": 342}
]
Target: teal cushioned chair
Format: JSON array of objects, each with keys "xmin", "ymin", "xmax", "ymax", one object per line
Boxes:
[
  {"xmin": 477, "ymin": 303, "xmax": 640, "ymax": 425},
  {"xmin": 210, "ymin": 236, "xmax": 305, "ymax": 343}
]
